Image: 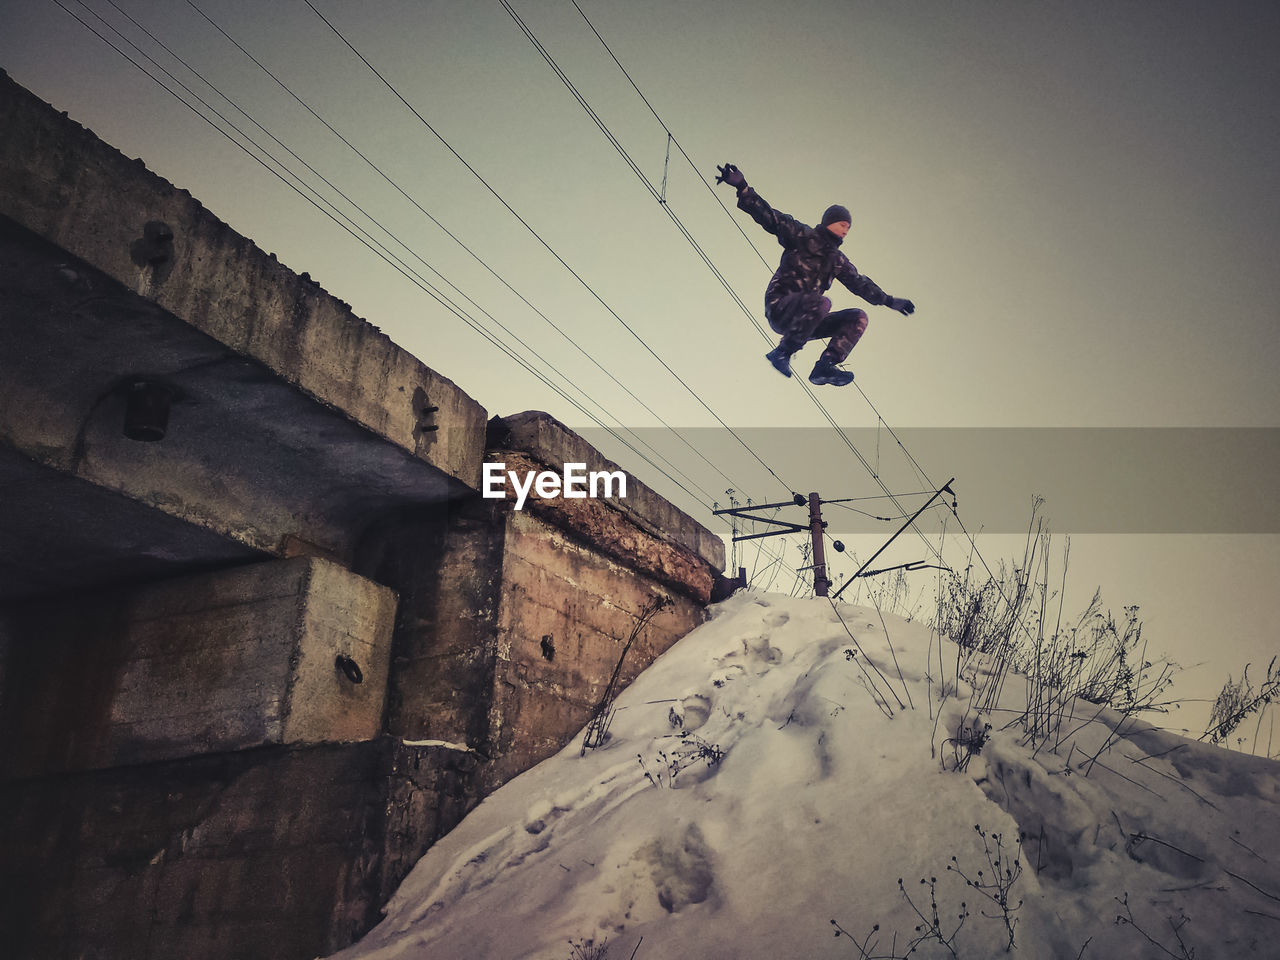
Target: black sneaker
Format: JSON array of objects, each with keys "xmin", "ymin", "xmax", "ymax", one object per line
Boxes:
[
  {"xmin": 809, "ymin": 358, "xmax": 854, "ymax": 386},
  {"xmin": 765, "ymin": 346, "xmax": 794, "ymax": 378}
]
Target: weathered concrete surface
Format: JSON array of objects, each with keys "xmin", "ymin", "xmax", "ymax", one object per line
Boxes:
[
  {"xmin": 494, "ymin": 411, "xmax": 725, "ymax": 574},
  {"xmin": 0, "ymin": 70, "xmax": 482, "ymax": 477},
  {"xmin": 484, "ymin": 508, "xmax": 707, "ymax": 790},
  {"xmin": 376, "ymin": 740, "xmax": 483, "ymax": 909},
  {"xmin": 0, "ymin": 738, "xmax": 476, "ymax": 960},
  {"xmin": 0, "ymin": 71, "xmax": 487, "ymax": 595},
  {"xmin": 0, "ymin": 443, "xmax": 268, "ymax": 601},
  {"xmin": 0, "ymin": 556, "xmax": 396, "ymax": 781},
  {"xmin": 0, "ymin": 71, "xmax": 730, "ymax": 960},
  {"xmin": 355, "ymin": 500, "xmax": 506, "ymax": 750},
  {"xmin": 288, "ymin": 558, "xmax": 398, "ymax": 744}
]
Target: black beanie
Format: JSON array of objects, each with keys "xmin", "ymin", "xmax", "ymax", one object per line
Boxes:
[{"xmin": 821, "ymin": 204, "xmax": 852, "ymax": 227}]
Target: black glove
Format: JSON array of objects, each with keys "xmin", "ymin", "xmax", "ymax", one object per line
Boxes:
[
  {"xmin": 886, "ymin": 296, "xmax": 915, "ymax": 316},
  {"xmin": 715, "ymin": 163, "xmax": 747, "ymax": 192}
]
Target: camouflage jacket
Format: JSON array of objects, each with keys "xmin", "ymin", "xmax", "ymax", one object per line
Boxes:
[{"xmin": 737, "ymin": 187, "xmax": 891, "ymax": 309}]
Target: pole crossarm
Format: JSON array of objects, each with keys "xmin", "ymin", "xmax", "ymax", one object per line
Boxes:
[
  {"xmin": 714, "ymin": 494, "xmax": 809, "ymax": 541},
  {"xmin": 724, "ymin": 519, "xmax": 809, "ymax": 542},
  {"xmin": 712, "ymin": 495, "xmax": 806, "ymax": 515}
]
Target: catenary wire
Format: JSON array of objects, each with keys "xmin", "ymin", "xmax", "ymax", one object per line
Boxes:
[
  {"xmin": 54, "ymin": 0, "xmax": 799, "ymax": 577},
  {"xmin": 180, "ymin": 0, "xmax": 738, "ymax": 503},
  {"xmin": 566, "ymin": 0, "xmax": 775, "ymax": 273},
  {"xmin": 300, "ymin": 0, "xmax": 796, "ymax": 497},
  {"xmin": 498, "ymin": 0, "xmax": 772, "ymax": 345},
  {"xmin": 51, "ymin": 0, "xmax": 726, "ymax": 513},
  {"xmin": 503, "ymin": 0, "xmax": 946, "ymax": 567}
]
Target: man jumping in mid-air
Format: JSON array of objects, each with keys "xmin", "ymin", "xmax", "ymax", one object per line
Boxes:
[{"xmin": 716, "ymin": 162, "xmax": 915, "ymax": 386}]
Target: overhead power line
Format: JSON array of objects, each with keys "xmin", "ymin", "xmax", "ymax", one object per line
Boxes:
[
  {"xmin": 498, "ymin": 0, "xmax": 771, "ymax": 344},
  {"xmin": 507, "ymin": 0, "xmax": 945, "ymax": 567},
  {"xmin": 51, "ymin": 0, "xmax": 721, "ymax": 511},
  {"xmin": 300, "ymin": 0, "xmax": 795, "ymax": 498},
  {"xmin": 53, "ymin": 0, "xmax": 800, "ymax": 578},
  {"xmin": 179, "ymin": 0, "xmax": 735, "ymax": 505},
  {"xmin": 566, "ymin": 0, "xmax": 775, "ymax": 274}
]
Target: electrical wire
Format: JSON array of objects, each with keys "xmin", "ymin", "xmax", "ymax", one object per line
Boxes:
[
  {"xmin": 51, "ymin": 0, "xmax": 719, "ymax": 512},
  {"xmin": 301, "ymin": 0, "xmax": 795, "ymax": 497},
  {"xmin": 54, "ymin": 0, "xmax": 798, "ymax": 579},
  {"xmin": 181, "ymin": 0, "xmax": 737, "ymax": 504},
  {"xmin": 566, "ymin": 0, "xmax": 775, "ymax": 273},
  {"xmin": 513, "ymin": 0, "xmax": 947, "ymax": 568}
]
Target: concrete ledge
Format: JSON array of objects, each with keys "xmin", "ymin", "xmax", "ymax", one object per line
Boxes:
[
  {"xmin": 491, "ymin": 410, "xmax": 725, "ymax": 573},
  {"xmin": 490, "ymin": 450, "xmax": 716, "ymax": 603}
]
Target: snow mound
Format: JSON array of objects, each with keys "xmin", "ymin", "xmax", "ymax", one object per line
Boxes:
[{"xmin": 331, "ymin": 592, "xmax": 1280, "ymax": 960}]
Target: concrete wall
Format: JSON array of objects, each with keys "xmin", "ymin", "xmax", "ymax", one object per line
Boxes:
[
  {"xmin": 0, "ymin": 740, "xmax": 418, "ymax": 960},
  {"xmin": 0, "ymin": 73, "xmax": 728, "ymax": 960},
  {"xmin": 0, "ymin": 432, "xmax": 721, "ymax": 960},
  {"xmin": 485, "ymin": 507, "xmax": 705, "ymax": 789},
  {"xmin": 358, "ymin": 416, "xmax": 719, "ymax": 797}
]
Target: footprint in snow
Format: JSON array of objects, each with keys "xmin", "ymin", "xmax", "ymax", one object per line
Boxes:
[{"xmin": 670, "ymin": 693, "xmax": 712, "ymax": 731}]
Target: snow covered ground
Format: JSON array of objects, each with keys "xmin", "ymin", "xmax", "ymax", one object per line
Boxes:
[{"xmin": 330, "ymin": 592, "xmax": 1280, "ymax": 960}]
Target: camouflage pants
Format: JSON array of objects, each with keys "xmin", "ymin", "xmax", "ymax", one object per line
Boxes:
[{"xmin": 765, "ymin": 292, "xmax": 868, "ymax": 363}]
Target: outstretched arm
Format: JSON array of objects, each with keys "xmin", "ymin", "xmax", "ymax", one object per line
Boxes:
[
  {"xmin": 715, "ymin": 162, "xmax": 807, "ymax": 245},
  {"xmin": 836, "ymin": 257, "xmax": 915, "ymax": 314}
]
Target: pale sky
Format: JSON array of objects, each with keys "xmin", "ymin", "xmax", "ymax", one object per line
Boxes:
[{"xmin": 2, "ymin": 0, "xmax": 1277, "ymax": 735}]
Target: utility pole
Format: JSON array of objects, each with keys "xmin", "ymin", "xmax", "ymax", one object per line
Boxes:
[
  {"xmin": 808, "ymin": 492, "xmax": 829, "ymax": 597},
  {"xmin": 713, "ymin": 491, "xmax": 841, "ymax": 598},
  {"xmin": 715, "ymin": 479, "xmax": 956, "ymax": 600}
]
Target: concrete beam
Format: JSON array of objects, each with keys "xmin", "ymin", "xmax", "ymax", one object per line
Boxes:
[
  {"xmin": 0, "ymin": 557, "xmax": 397, "ymax": 780},
  {"xmin": 0, "ymin": 73, "xmax": 490, "ymax": 594},
  {"xmin": 0, "ymin": 71, "xmax": 485, "ymax": 481},
  {"xmin": 492, "ymin": 410, "xmax": 725, "ymax": 574}
]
